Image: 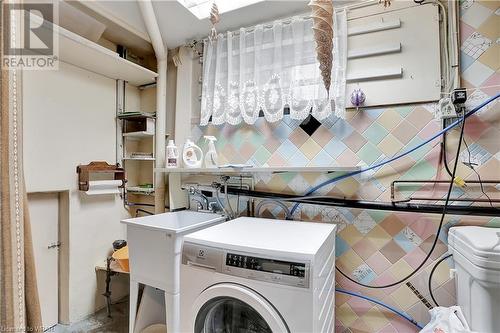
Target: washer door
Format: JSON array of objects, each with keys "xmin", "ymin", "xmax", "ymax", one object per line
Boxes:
[{"xmin": 192, "ymin": 283, "xmax": 289, "ymax": 333}]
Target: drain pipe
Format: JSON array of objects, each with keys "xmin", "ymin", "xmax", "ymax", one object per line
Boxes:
[{"xmin": 139, "ymin": 0, "xmax": 167, "ymax": 214}]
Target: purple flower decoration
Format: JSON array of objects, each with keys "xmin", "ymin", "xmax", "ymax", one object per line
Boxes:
[{"xmin": 350, "ymin": 88, "xmax": 366, "ymax": 107}]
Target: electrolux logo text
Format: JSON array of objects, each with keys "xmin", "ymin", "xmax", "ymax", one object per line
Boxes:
[{"xmin": 2, "ymin": 1, "xmax": 59, "ymax": 70}]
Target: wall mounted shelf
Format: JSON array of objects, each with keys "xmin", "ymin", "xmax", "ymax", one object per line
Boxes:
[
  {"xmin": 123, "ymin": 131, "xmax": 155, "ymax": 138},
  {"xmin": 123, "ymin": 157, "xmax": 155, "ymax": 161},
  {"xmin": 155, "ymin": 166, "xmax": 360, "ymax": 175},
  {"xmin": 33, "ymin": 15, "xmax": 157, "ymax": 86}
]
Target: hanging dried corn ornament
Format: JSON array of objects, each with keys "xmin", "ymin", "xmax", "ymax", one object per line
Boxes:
[
  {"xmin": 309, "ymin": 0, "xmax": 334, "ymax": 95},
  {"xmin": 209, "ymin": 2, "xmax": 220, "ymax": 43}
]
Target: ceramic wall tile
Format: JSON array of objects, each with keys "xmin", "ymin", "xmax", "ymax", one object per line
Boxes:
[{"xmin": 188, "ymin": 7, "xmax": 499, "ymax": 332}]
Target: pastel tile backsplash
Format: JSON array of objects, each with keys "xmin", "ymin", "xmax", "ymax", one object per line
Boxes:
[{"xmin": 189, "ymin": 3, "xmax": 499, "ymax": 332}]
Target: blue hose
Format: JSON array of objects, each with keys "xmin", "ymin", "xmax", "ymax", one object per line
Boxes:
[
  {"xmin": 291, "ymin": 93, "xmax": 500, "ymax": 215},
  {"xmin": 336, "ymin": 288, "xmax": 425, "ymax": 329}
]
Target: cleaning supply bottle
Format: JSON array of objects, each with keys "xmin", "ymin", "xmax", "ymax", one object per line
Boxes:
[
  {"xmin": 204, "ymin": 136, "xmax": 218, "ymax": 168},
  {"xmin": 166, "ymin": 140, "xmax": 179, "ymax": 168},
  {"xmin": 182, "ymin": 139, "xmax": 203, "ymax": 168}
]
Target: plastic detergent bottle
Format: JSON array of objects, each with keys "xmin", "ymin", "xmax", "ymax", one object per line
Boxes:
[
  {"xmin": 204, "ymin": 136, "xmax": 218, "ymax": 168},
  {"xmin": 182, "ymin": 139, "xmax": 203, "ymax": 168},
  {"xmin": 166, "ymin": 140, "xmax": 179, "ymax": 168}
]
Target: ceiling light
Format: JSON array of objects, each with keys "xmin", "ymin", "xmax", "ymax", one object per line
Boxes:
[{"xmin": 177, "ymin": 0, "xmax": 265, "ymax": 20}]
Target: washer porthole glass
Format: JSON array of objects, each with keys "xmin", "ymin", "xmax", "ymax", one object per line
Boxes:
[{"xmin": 195, "ymin": 297, "xmax": 272, "ymax": 333}]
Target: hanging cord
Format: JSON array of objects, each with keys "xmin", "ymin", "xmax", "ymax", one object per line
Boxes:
[
  {"xmin": 335, "ymin": 112, "xmax": 466, "ymax": 288},
  {"xmin": 462, "ymin": 137, "xmax": 499, "ymax": 210},
  {"xmin": 428, "ymin": 253, "xmax": 453, "ymax": 307},
  {"xmin": 336, "ymin": 288, "xmax": 424, "ymax": 329},
  {"xmin": 441, "ymin": 119, "xmax": 454, "ymax": 178}
]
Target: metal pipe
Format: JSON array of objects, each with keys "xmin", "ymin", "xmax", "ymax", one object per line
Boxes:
[
  {"xmin": 139, "ymin": 0, "xmax": 168, "ymax": 214},
  {"xmin": 391, "ymin": 179, "xmax": 499, "ymax": 200},
  {"xmin": 407, "ymin": 197, "xmax": 500, "ymax": 204},
  {"xmin": 224, "ymin": 188, "xmax": 500, "ymax": 217}
]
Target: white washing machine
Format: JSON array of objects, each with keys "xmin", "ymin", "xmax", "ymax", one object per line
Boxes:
[{"xmin": 180, "ymin": 217, "xmax": 336, "ymax": 333}]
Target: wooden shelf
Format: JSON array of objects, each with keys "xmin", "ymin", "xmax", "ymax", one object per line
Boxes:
[
  {"xmin": 155, "ymin": 166, "xmax": 360, "ymax": 174},
  {"xmin": 34, "ymin": 15, "xmax": 157, "ymax": 86}
]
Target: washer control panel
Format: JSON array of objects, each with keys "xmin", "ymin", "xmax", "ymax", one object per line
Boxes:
[
  {"xmin": 182, "ymin": 242, "xmax": 310, "ymax": 288},
  {"xmin": 226, "ymin": 253, "xmax": 306, "ymax": 278},
  {"xmin": 223, "ymin": 251, "xmax": 310, "ymax": 288}
]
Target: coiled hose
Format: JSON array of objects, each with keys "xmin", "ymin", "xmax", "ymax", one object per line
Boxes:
[
  {"xmin": 290, "ymin": 93, "xmax": 499, "ymax": 216},
  {"xmin": 336, "ymin": 288, "xmax": 424, "ymax": 329}
]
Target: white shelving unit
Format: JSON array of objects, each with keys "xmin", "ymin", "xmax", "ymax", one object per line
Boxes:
[
  {"xmin": 34, "ymin": 15, "xmax": 158, "ymax": 85},
  {"xmin": 118, "ymin": 114, "xmax": 156, "ymax": 197}
]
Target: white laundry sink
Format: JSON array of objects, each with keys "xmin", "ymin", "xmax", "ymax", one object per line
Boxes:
[
  {"xmin": 122, "ymin": 210, "xmax": 225, "ymax": 291},
  {"xmin": 121, "ymin": 210, "xmax": 225, "ymax": 333}
]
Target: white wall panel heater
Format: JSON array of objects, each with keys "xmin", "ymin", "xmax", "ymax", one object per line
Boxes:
[{"xmin": 345, "ymin": 3, "xmax": 441, "ymax": 108}]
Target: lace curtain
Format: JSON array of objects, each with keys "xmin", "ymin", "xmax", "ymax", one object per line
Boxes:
[{"xmin": 200, "ymin": 9, "xmax": 348, "ymax": 126}]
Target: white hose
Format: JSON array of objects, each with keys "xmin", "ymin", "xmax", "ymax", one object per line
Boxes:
[
  {"xmin": 224, "ymin": 182, "xmax": 235, "ymax": 218},
  {"xmin": 255, "ymin": 200, "xmax": 291, "ymax": 220}
]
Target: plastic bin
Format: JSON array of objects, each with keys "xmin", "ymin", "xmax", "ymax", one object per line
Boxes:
[{"xmin": 448, "ymin": 226, "xmax": 500, "ymax": 333}]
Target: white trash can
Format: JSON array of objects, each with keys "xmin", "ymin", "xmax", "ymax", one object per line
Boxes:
[{"xmin": 448, "ymin": 226, "xmax": 500, "ymax": 333}]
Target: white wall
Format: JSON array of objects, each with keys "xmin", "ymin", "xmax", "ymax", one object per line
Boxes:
[{"xmin": 23, "ymin": 61, "xmax": 138, "ymax": 322}]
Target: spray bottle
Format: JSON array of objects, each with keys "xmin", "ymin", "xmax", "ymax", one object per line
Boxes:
[
  {"xmin": 166, "ymin": 140, "xmax": 179, "ymax": 168},
  {"xmin": 204, "ymin": 136, "xmax": 218, "ymax": 168}
]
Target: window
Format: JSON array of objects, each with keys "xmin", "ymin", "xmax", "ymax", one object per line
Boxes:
[
  {"xmin": 178, "ymin": 0, "xmax": 265, "ymax": 20},
  {"xmin": 200, "ymin": 10, "xmax": 348, "ymax": 125}
]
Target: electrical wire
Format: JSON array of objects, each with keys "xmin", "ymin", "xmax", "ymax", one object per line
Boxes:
[
  {"xmin": 336, "ymin": 288, "xmax": 424, "ymax": 329},
  {"xmin": 335, "ymin": 112, "xmax": 467, "ymax": 288},
  {"xmin": 289, "ymin": 93, "xmax": 499, "ymax": 216},
  {"xmin": 441, "ymin": 119, "xmax": 454, "ymax": 178},
  {"xmin": 463, "ymin": 137, "xmax": 499, "ymax": 210},
  {"xmin": 428, "ymin": 253, "xmax": 453, "ymax": 307}
]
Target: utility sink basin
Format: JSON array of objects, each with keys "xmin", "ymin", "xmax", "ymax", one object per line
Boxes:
[
  {"xmin": 122, "ymin": 211, "xmax": 225, "ymax": 333},
  {"xmin": 121, "ymin": 211, "xmax": 225, "ymax": 292},
  {"xmin": 123, "ymin": 210, "xmax": 225, "ymax": 234}
]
